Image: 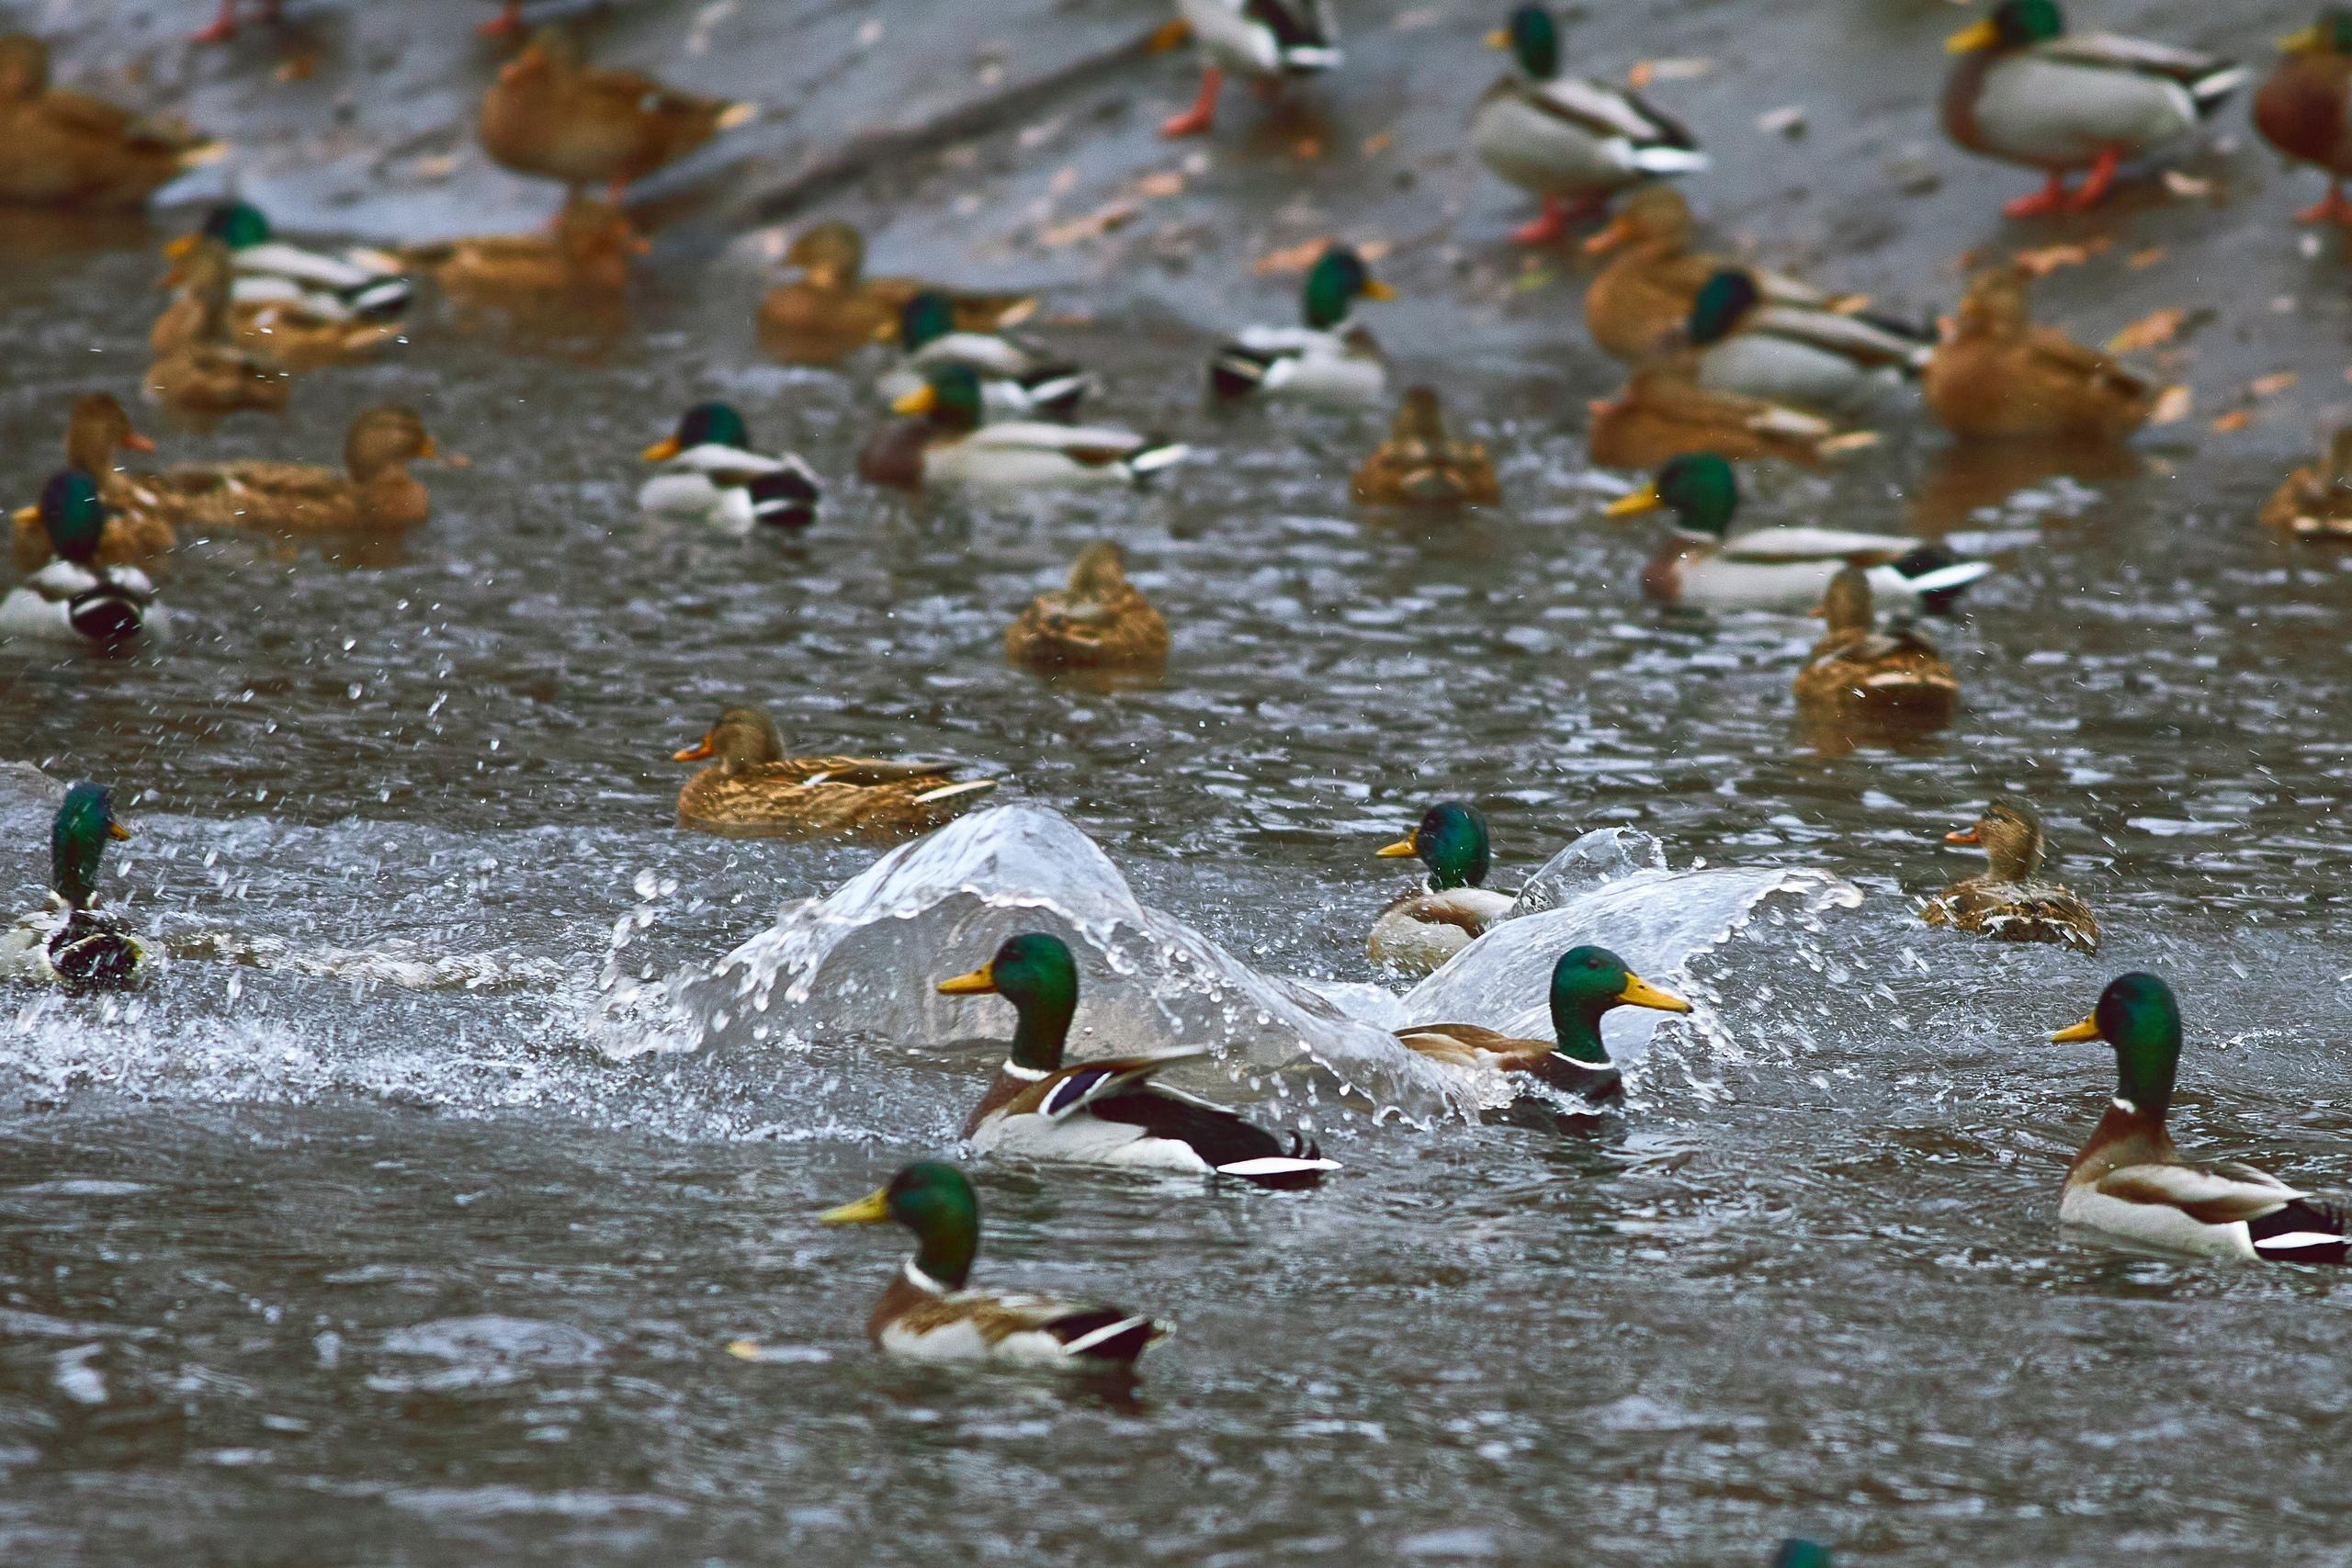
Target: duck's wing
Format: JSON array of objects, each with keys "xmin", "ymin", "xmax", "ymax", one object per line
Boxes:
[
  {"xmin": 1721, "ymin": 525, "xmax": 1913, "ymax": 564},
  {"xmin": 1090, "ymin": 1084, "xmax": 1338, "ymax": 1183},
  {"xmin": 1749, "ymin": 305, "xmax": 1934, "ymax": 372},
  {"xmin": 1526, "ymin": 76, "xmax": 1702, "ymax": 152},
  {"xmin": 793, "ymin": 755, "xmax": 960, "ymax": 786},
  {"xmin": 2025, "ymin": 326, "xmax": 2154, "ymax": 399},
  {"xmin": 2095, "ymin": 1161, "xmax": 2303, "ymax": 1224},
  {"xmin": 896, "ymin": 1289, "xmax": 1161, "ymax": 1364},
  {"xmin": 1393, "ymin": 1021, "xmax": 1530, "ymax": 1066},
  {"xmin": 1010, "ymin": 1050, "xmax": 1213, "ymax": 1121},
  {"xmin": 2045, "ymin": 34, "xmax": 2247, "ymax": 100},
  {"xmin": 962, "ymin": 421, "xmax": 1147, "ymax": 460}
]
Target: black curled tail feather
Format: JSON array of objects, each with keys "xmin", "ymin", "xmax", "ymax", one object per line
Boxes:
[{"xmin": 2250, "ymin": 1196, "xmax": 2352, "ymax": 1265}]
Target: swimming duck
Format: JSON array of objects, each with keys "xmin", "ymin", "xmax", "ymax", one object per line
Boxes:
[
  {"xmin": 876, "ymin": 292, "xmax": 1091, "ymax": 423},
  {"xmin": 862, "ymin": 365, "xmax": 1188, "ymax": 493},
  {"xmin": 166, "ymin": 200, "xmax": 412, "ymax": 322},
  {"xmin": 1922, "ymin": 265, "xmax": 2155, "ymax": 444},
  {"xmin": 1393, "ymin": 945, "xmax": 1690, "ymax": 1100},
  {"xmin": 147, "ymin": 407, "xmax": 439, "ymax": 535},
  {"xmin": 941, "ymin": 933, "xmax": 1339, "ymax": 1189},
  {"xmin": 1683, "ymin": 270, "xmax": 1930, "ymax": 420},
  {"xmin": 639, "ymin": 402, "xmax": 820, "ymax": 534},
  {"xmin": 1924, "ymin": 796, "xmax": 2099, "ymax": 953},
  {"xmin": 1942, "ymin": 1, "xmax": 2245, "ymax": 218},
  {"xmin": 1792, "ymin": 566, "xmax": 1959, "ymax": 730},
  {"xmin": 756, "ymin": 221, "xmax": 1034, "ymax": 365},
  {"xmin": 477, "ymin": 27, "xmax": 756, "ymax": 204},
  {"xmin": 405, "ymin": 196, "xmax": 647, "ymax": 301},
  {"xmin": 0, "ymin": 33, "xmax": 219, "ymax": 209},
  {"xmin": 0, "ymin": 471, "xmax": 164, "ymax": 647},
  {"xmin": 1471, "ymin": 5, "xmax": 1706, "ymax": 244},
  {"xmin": 1158, "ymin": 0, "xmax": 1340, "ymax": 139},
  {"xmin": 153, "ymin": 233, "xmax": 401, "ymax": 373},
  {"xmin": 0, "ymin": 784, "xmax": 150, "ymax": 993},
  {"xmin": 10, "ymin": 394, "xmax": 170, "ymax": 571},
  {"xmin": 1585, "ymin": 186, "xmax": 1860, "ymax": 365},
  {"xmin": 143, "ymin": 239, "xmax": 293, "ymax": 416},
  {"xmin": 2257, "ymin": 13, "xmax": 2352, "ymax": 223},
  {"xmin": 671, "ymin": 705, "xmax": 996, "ymax": 840},
  {"xmin": 1351, "ymin": 387, "xmax": 1502, "ymax": 506},
  {"xmin": 1586, "ymin": 352, "xmax": 1870, "ymax": 471},
  {"xmin": 1608, "ymin": 454, "xmax": 1992, "ymax": 615},
  {"xmin": 819, "ymin": 1160, "xmax": 1166, "ymax": 1367},
  {"xmin": 2258, "ymin": 428, "xmax": 2352, "ymax": 539},
  {"xmin": 1370, "ymin": 802, "xmax": 1518, "ymax": 976},
  {"xmin": 1209, "ymin": 244, "xmax": 1396, "ymax": 404},
  {"xmin": 2047, "ymin": 973, "xmax": 2348, "ymax": 1263},
  {"xmin": 1006, "ymin": 542, "xmax": 1169, "ymax": 671}
]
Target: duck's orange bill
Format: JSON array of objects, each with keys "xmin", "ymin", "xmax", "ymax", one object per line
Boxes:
[
  {"xmin": 937, "ymin": 964, "xmax": 998, "ymax": 996},
  {"xmin": 1616, "ymin": 974, "xmax": 1691, "ymax": 1013},
  {"xmin": 1584, "ymin": 218, "xmax": 1637, "ymax": 255},
  {"xmin": 1375, "ymin": 838, "xmax": 1419, "ymax": 859},
  {"xmin": 10, "ymin": 505, "xmax": 35, "ymax": 525},
  {"xmin": 122, "ymin": 431, "xmax": 156, "ymax": 453},
  {"xmin": 108, "ymin": 822, "xmax": 132, "ymax": 841},
  {"xmin": 2050, "ymin": 1015, "xmax": 2102, "ymax": 1043},
  {"xmin": 162, "ymin": 232, "xmax": 198, "ymax": 261},
  {"xmin": 1606, "ymin": 484, "xmax": 1664, "ymax": 518},
  {"xmin": 1945, "ymin": 18, "xmax": 1999, "ymax": 52},
  {"xmin": 641, "ymin": 436, "xmax": 682, "ymax": 462},
  {"xmin": 1362, "ymin": 278, "xmax": 1398, "ymax": 302},
  {"xmin": 673, "ymin": 735, "xmax": 717, "ymax": 762},
  {"xmin": 1485, "ymin": 28, "xmax": 1510, "ymax": 48},
  {"xmin": 818, "ymin": 1188, "xmax": 890, "ymax": 1225},
  {"xmin": 892, "ymin": 385, "xmax": 937, "ymax": 415},
  {"xmin": 1945, "ymin": 827, "xmax": 1981, "ymax": 844},
  {"xmin": 2279, "ymin": 26, "xmax": 2324, "ymax": 52}
]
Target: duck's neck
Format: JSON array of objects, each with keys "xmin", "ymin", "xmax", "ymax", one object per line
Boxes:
[
  {"xmin": 907, "ymin": 1221, "xmax": 977, "ymax": 1292},
  {"xmin": 1547, "ymin": 996, "xmax": 1614, "ymax": 1067},
  {"xmin": 1007, "ymin": 993, "xmax": 1075, "ymax": 1075}
]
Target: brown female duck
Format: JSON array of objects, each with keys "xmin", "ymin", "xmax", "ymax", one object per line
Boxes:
[
  {"xmin": 2259, "ymin": 427, "xmax": 2352, "ymax": 539},
  {"xmin": 143, "ymin": 239, "xmax": 292, "ymax": 416},
  {"xmin": 477, "ymin": 28, "xmax": 754, "ymax": 203},
  {"xmin": 1925, "ymin": 796, "xmax": 2099, "ymax": 953},
  {"xmin": 2258, "ymin": 13, "xmax": 2352, "ymax": 223},
  {"xmin": 1792, "ymin": 566, "xmax": 1958, "ymax": 729},
  {"xmin": 671, "ymin": 705, "xmax": 997, "ymax": 840},
  {"xmin": 757, "ymin": 221, "xmax": 1032, "ymax": 364},
  {"xmin": 407, "ymin": 197, "xmax": 648, "ymax": 300},
  {"xmin": 1006, "ymin": 542, "xmax": 1169, "ymax": 671},
  {"xmin": 11, "ymin": 394, "xmax": 171, "ymax": 570},
  {"xmin": 147, "ymin": 408, "xmax": 439, "ymax": 534},
  {"xmin": 1351, "ymin": 387, "xmax": 1501, "ymax": 506},
  {"xmin": 0, "ymin": 34, "xmax": 218, "ymax": 209},
  {"xmin": 1588, "ymin": 349, "xmax": 1866, "ymax": 470},
  {"xmin": 1922, "ymin": 265, "xmax": 2154, "ymax": 444}
]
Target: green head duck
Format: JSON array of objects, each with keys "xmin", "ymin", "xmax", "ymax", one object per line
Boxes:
[
  {"xmin": 40, "ymin": 469, "xmax": 108, "ymax": 565},
  {"xmin": 199, "ymin": 200, "xmax": 272, "ymax": 250},
  {"xmin": 1548, "ymin": 945, "xmax": 1692, "ymax": 1065},
  {"xmin": 900, "ymin": 290, "xmax": 957, "ymax": 353},
  {"xmin": 819, "ymin": 1160, "xmax": 981, "ymax": 1290},
  {"xmin": 939, "ymin": 931, "xmax": 1081, "ymax": 1073},
  {"xmin": 1491, "ymin": 6, "xmax": 1560, "ymax": 79},
  {"xmin": 1688, "ymin": 269, "xmax": 1763, "ymax": 348},
  {"xmin": 1949, "ymin": 0, "xmax": 2064, "ymax": 52},
  {"xmin": 1302, "ymin": 244, "xmax": 1396, "ymax": 331},
  {"xmin": 51, "ymin": 783, "xmax": 130, "ymax": 911},
  {"xmin": 1378, "ymin": 801, "xmax": 1494, "ymax": 891},
  {"xmin": 1606, "ymin": 452, "xmax": 1739, "ymax": 538},
  {"xmin": 2052, "ymin": 972, "xmax": 2181, "ymax": 1120},
  {"xmin": 892, "ymin": 362, "xmax": 986, "ymax": 431},
  {"xmin": 642, "ymin": 401, "xmax": 751, "ymax": 461}
]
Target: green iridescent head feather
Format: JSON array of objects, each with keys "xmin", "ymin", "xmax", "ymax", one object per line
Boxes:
[
  {"xmin": 673, "ymin": 402, "xmax": 750, "ymax": 451},
  {"xmin": 900, "ymin": 290, "xmax": 956, "ymax": 352},
  {"xmin": 51, "ymin": 783, "xmax": 127, "ymax": 910},
  {"xmin": 1504, "ymin": 6, "xmax": 1559, "ymax": 78},
  {"xmin": 201, "ymin": 200, "xmax": 272, "ymax": 249},
  {"xmin": 1650, "ymin": 453, "xmax": 1740, "ymax": 538},
  {"xmin": 40, "ymin": 469, "xmax": 107, "ymax": 564}
]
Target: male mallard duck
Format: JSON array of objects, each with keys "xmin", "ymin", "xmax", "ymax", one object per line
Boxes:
[
  {"xmin": 1351, "ymin": 387, "xmax": 1501, "ymax": 506},
  {"xmin": 875, "ymin": 291, "xmax": 1092, "ymax": 422},
  {"xmin": 478, "ymin": 28, "xmax": 756, "ymax": 204},
  {"xmin": 0, "ymin": 471, "xmax": 164, "ymax": 646},
  {"xmin": 0, "ymin": 784, "xmax": 150, "ymax": 993},
  {"xmin": 11, "ymin": 394, "xmax": 169, "ymax": 571},
  {"xmin": 1922, "ymin": 265, "xmax": 2155, "ymax": 444},
  {"xmin": 1683, "ymin": 270, "xmax": 1930, "ymax": 420},
  {"xmin": 409, "ymin": 196, "xmax": 646, "ymax": 301},
  {"xmin": 1006, "ymin": 542, "xmax": 1168, "ymax": 671},
  {"xmin": 671, "ymin": 705, "xmax": 995, "ymax": 840},
  {"xmin": 1394, "ymin": 945, "xmax": 1690, "ymax": 1100},
  {"xmin": 639, "ymin": 402, "xmax": 820, "ymax": 534},
  {"xmin": 1586, "ymin": 352, "xmax": 1870, "ymax": 471},
  {"xmin": 1370, "ymin": 801, "xmax": 1518, "ymax": 976},
  {"xmin": 1471, "ymin": 5, "xmax": 1706, "ymax": 244},
  {"xmin": 756, "ymin": 221, "xmax": 1033, "ymax": 364},
  {"xmin": 820, "ymin": 1160, "xmax": 1166, "ymax": 1367},
  {"xmin": 2258, "ymin": 427, "xmax": 2352, "ymax": 539},
  {"xmin": 1792, "ymin": 566, "xmax": 1959, "ymax": 730},
  {"xmin": 2257, "ymin": 13, "xmax": 2352, "ymax": 223},
  {"xmin": 1942, "ymin": 1, "xmax": 2245, "ymax": 217},
  {"xmin": 1158, "ymin": 0, "xmax": 1340, "ymax": 139},
  {"xmin": 1209, "ymin": 244, "xmax": 1395, "ymax": 404},
  {"xmin": 146, "ymin": 407, "xmax": 438, "ymax": 535},
  {"xmin": 862, "ymin": 365, "xmax": 1187, "ymax": 493},
  {"xmin": 0, "ymin": 33, "xmax": 219, "ymax": 209},
  {"xmin": 153, "ymin": 238, "xmax": 401, "ymax": 373},
  {"xmin": 1608, "ymin": 454, "xmax": 1992, "ymax": 615},
  {"xmin": 143, "ymin": 239, "xmax": 292, "ymax": 416},
  {"xmin": 942, "ymin": 933, "xmax": 1338, "ymax": 1189},
  {"xmin": 2047, "ymin": 973, "xmax": 2348, "ymax": 1263},
  {"xmin": 1924, "ymin": 796, "xmax": 2098, "ymax": 952},
  {"xmin": 165, "ymin": 200, "xmax": 411, "ymax": 322}
]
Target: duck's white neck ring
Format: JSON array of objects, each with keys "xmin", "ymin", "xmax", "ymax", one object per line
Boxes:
[
  {"xmin": 1000, "ymin": 1061, "xmax": 1046, "ymax": 1082},
  {"xmin": 903, "ymin": 1261, "xmax": 952, "ymax": 1296}
]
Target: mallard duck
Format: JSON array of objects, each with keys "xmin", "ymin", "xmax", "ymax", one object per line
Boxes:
[
  {"xmin": 875, "ymin": 291, "xmax": 1092, "ymax": 422},
  {"xmin": 1683, "ymin": 270, "xmax": 1930, "ymax": 420},
  {"xmin": 1351, "ymin": 387, "xmax": 1501, "ymax": 506},
  {"xmin": 153, "ymin": 233, "xmax": 401, "ymax": 372},
  {"xmin": 1471, "ymin": 5, "xmax": 1705, "ymax": 244},
  {"xmin": 1922, "ymin": 265, "xmax": 2155, "ymax": 444},
  {"xmin": 1394, "ymin": 945, "xmax": 1690, "ymax": 1100},
  {"xmin": 1943, "ymin": 1, "xmax": 2245, "ymax": 217},
  {"xmin": 1369, "ymin": 801, "xmax": 1518, "ymax": 976},
  {"xmin": 146, "ymin": 407, "xmax": 438, "ymax": 535},
  {"xmin": 143, "ymin": 239, "xmax": 292, "ymax": 415},
  {"xmin": 862, "ymin": 365, "xmax": 1188, "ymax": 493},
  {"xmin": 2257, "ymin": 14, "xmax": 2352, "ymax": 223},
  {"xmin": 478, "ymin": 27, "xmax": 756, "ymax": 204},
  {"xmin": 2047, "ymin": 973, "xmax": 2348, "ymax": 1263},
  {"xmin": 819, "ymin": 1160, "xmax": 1166, "ymax": 1367},
  {"xmin": 1608, "ymin": 454, "xmax": 1993, "ymax": 615},
  {"xmin": 2258, "ymin": 427, "xmax": 2352, "ymax": 539},
  {"xmin": 0, "ymin": 784, "xmax": 150, "ymax": 993},
  {"xmin": 639, "ymin": 402, "xmax": 820, "ymax": 534},
  {"xmin": 1006, "ymin": 542, "xmax": 1169, "ymax": 671},
  {"xmin": 0, "ymin": 33, "xmax": 219, "ymax": 209},
  {"xmin": 941, "ymin": 933, "xmax": 1338, "ymax": 1189},
  {"xmin": 166, "ymin": 200, "xmax": 411, "ymax": 321},
  {"xmin": 756, "ymin": 221, "xmax": 1033, "ymax": 365},
  {"xmin": 11, "ymin": 394, "xmax": 170, "ymax": 571},
  {"xmin": 404, "ymin": 196, "xmax": 646, "ymax": 301},
  {"xmin": 1158, "ymin": 0, "xmax": 1340, "ymax": 139},
  {"xmin": 0, "ymin": 470, "xmax": 164, "ymax": 646},
  {"xmin": 1792, "ymin": 566, "xmax": 1959, "ymax": 729},
  {"xmin": 671, "ymin": 705, "xmax": 996, "ymax": 840},
  {"xmin": 1587, "ymin": 351, "xmax": 1870, "ymax": 470},
  {"xmin": 1925, "ymin": 796, "xmax": 2099, "ymax": 952},
  {"xmin": 1209, "ymin": 244, "xmax": 1395, "ymax": 404}
]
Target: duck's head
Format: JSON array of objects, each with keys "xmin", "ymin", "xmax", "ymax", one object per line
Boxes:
[
  {"xmin": 673, "ymin": 705, "xmax": 785, "ymax": 770},
  {"xmin": 1302, "ymin": 244, "xmax": 1396, "ymax": 331},
  {"xmin": 891, "ymin": 362, "xmax": 986, "ymax": 430},
  {"xmin": 820, "ymin": 1160, "xmax": 981, "ymax": 1291},
  {"xmin": 1606, "ymin": 452, "xmax": 1739, "ymax": 539},
  {"xmin": 0, "ymin": 35, "xmax": 50, "ymax": 99},
  {"xmin": 1809, "ymin": 564, "xmax": 1876, "ymax": 637},
  {"xmin": 1487, "ymin": 5, "xmax": 1560, "ymax": 79},
  {"xmin": 1545, "ymin": 945, "xmax": 1690, "ymax": 1064},
  {"xmin": 1945, "ymin": 795, "xmax": 2047, "ymax": 881},
  {"xmin": 643, "ymin": 401, "xmax": 750, "ymax": 462},
  {"xmin": 1389, "ymin": 385, "xmax": 1452, "ymax": 446},
  {"xmin": 1687, "ymin": 269, "xmax": 1763, "ymax": 348},
  {"xmin": 345, "ymin": 407, "xmax": 435, "ymax": 479},
  {"xmin": 51, "ymin": 782, "xmax": 130, "ymax": 911},
  {"xmin": 1947, "ymin": 0, "xmax": 2062, "ymax": 54},
  {"xmin": 2051, "ymin": 971, "xmax": 2180, "ymax": 1120},
  {"xmin": 39, "ymin": 469, "xmax": 107, "ymax": 565},
  {"xmin": 785, "ymin": 220, "xmax": 865, "ymax": 285},
  {"xmin": 1585, "ymin": 185, "xmax": 1693, "ymax": 255},
  {"xmin": 1953, "ymin": 265, "xmax": 2032, "ymax": 341},
  {"xmin": 1065, "ymin": 540, "xmax": 1131, "ymax": 602},
  {"xmin": 1770, "ymin": 1544, "xmax": 1833, "ymax": 1568},
  {"xmin": 899, "ymin": 290, "xmax": 956, "ymax": 353},
  {"xmin": 1378, "ymin": 800, "xmax": 1493, "ymax": 891},
  {"xmin": 501, "ymin": 25, "xmax": 576, "ymax": 83},
  {"xmin": 186, "ymin": 200, "xmax": 270, "ymax": 256},
  {"xmin": 2283, "ymin": 10, "xmax": 2352, "ymax": 55},
  {"xmin": 939, "ymin": 931, "xmax": 1080, "ymax": 1073},
  {"xmin": 66, "ymin": 393, "xmax": 153, "ymax": 471}
]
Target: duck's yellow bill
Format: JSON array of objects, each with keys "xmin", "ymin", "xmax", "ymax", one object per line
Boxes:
[
  {"xmin": 162, "ymin": 232, "xmax": 198, "ymax": 261},
  {"xmin": 673, "ymin": 734, "xmax": 717, "ymax": 762},
  {"xmin": 1362, "ymin": 278, "xmax": 1398, "ymax": 302},
  {"xmin": 1375, "ymin": 838, "xmax": 1419, "ymax": 859},
  {"xmin": 937, "ymin": 964, "xmax": 998, "ymax": 995},
  {"xmin": 1485, "ymin": 28, "xmax": 1510, "ymax": 48},
  {"xmin": 2050, "ymin": 1015, "xmax": 2102, "ymax": 1043},
  {"xmin": 819, "ymin": 1188, "xmax": 891, "ymax": 1225},
  {"xmin": 1606, "ymin": 484, "xmax": 1663, "ymax": 517},
  {"xmin": 9, "ymin": 505, "xmax": 35, "ymax": 525},
  {"xmin": 108, "ymin": 821, "xmax": 132, "ymax": 841},
  {"xmin": 1584, "ymin": 217, "xmax": 1636, "ymax": 255},
  {"xmin": 2280, "ymin": 25, "xmax": 2326, "ymax": 52},
  {"xmin": 1944, "ymin": 827, "xmax": 1981, "ymax": 845},
  {"xmin": 641, "ymin": 436, "xmax": 682, "ymax": 462},
  {"xmin": 1945, "ymin": 18, "xmax": 2000, "ymax": 53},
  {"xmin": 892, "ymin": 385, "xmax": 938, "ymax": 415},
  {"xmin": 1148, "ymin": 16, "xmax": 1193, "ymax": 51},
  {"xmin": 1617, "ymin": 974, "xmax": 1691, "ymax": 1013}
]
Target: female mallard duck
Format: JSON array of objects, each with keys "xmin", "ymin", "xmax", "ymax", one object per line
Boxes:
[
  {"xmin": 875, "ymin": 291, "xmax": 1092, "ymax": 422},
  {"xmin": 862, "ymin": 364, "xmax": 1187, "ymax": 493},
  {"xmin": 153, "ymin": 237, "xmax": 401, "ymax": 373},
  {"xmin": 1158, "ymin": 0, "xmax": 1340, "ymax": 139},
  {"xmin": 478, "ymin": 27, "xmax": 755, "ymax": 204},
  {"xmin": 0, "ymin": 33, "xmax": 219, "ymax": 209},
  {"xmin": 0, "ymin": 784, "xmax": 150, "ymax": 993},
  {"xmin": 1792, "ymin": 566, "xmax": 1959, "ymax": 729},
  {"xmin": 1922, "ymin": 265, "xmax": 2155, "ymax": 444},
  {"xmin": 941, "ymin": 933, "xmax": 1338, "ymax": 1189},
  {"xmin": 1942, "ymin": 1, "xmax": 2245, "ymax": 217},
  {"xmin": 1925, "ymin": 796, "xmax": 2099, "ymax": 952},
  {"xmin": 0, "ymin": 471, "xmax": 164, "ymax": 646},
  {"xmin": 639, "ymin": 402, "xmax": 820, "ymax": 534},
  {"xmin": 671, "ymin": 705, "xmax": 996, "ymax": 840},
  {"xmin": 148, "ymin": 408, "xmax": 438, "ymax": 534},
  {"xmin": 2258, "ymin": 13, "xmax": 2352, "ymax": 223},
  {"xmin": 757, "ymin": 221, "xmax": 1033, "ymax": 364},
  {"xmin": 143, "ymin": 239, "xmax": 292, "ymax": 416},
  {"xmin": 1394, "ymin": 945, "xmax": 1690, "ymax": 1100},
  {"xmin": 2258, "ymin": 427, "xmax": 2352, "ymax": 539},
  {"xmin": 1587, "ymin": 351, "xmax": 1871, "ymax": 471},
  {"xmin": 11, "ymin": 394, "xmax": 170, "ymax": 571},
  {"xmin": 1208, "ymin": 244, "xmax": 1395, "ymax": 405},
  {"xmin": 1370, "ymin": 802, "xmax": 1517, "ymax": 976},
  {"xmin": 165, "ymin": 200, "xmax": 411, "ymax": 322},
  {"xmin": 1471, "ymin": 5, "xmax": 1705, "ymax": 244},
  {"xmin": 1006, "ymin": 542, "xmax": 1168, "ymax": 671},
  {"xmin": 820, "ymin": 1160, "xmax": 1166, "ymax": 1367},
  {"xmin": 1608, "ymin": 454, "xmax": 1992, "ymax": 615},
  {"xmin": 1683, "ymin": 270, "xmax": 1930, "ymax": 421},
  {"xmin": 408, "ymin": 197, "xmax": 647, "ymax": 300},
  {"xmin": 1351, "ymin": 387, "xmax": 1501, "ymax": 506},
  {"xmin": 2047, "ymin": 973, "xmax": 2348, "ymax": 1264}
]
